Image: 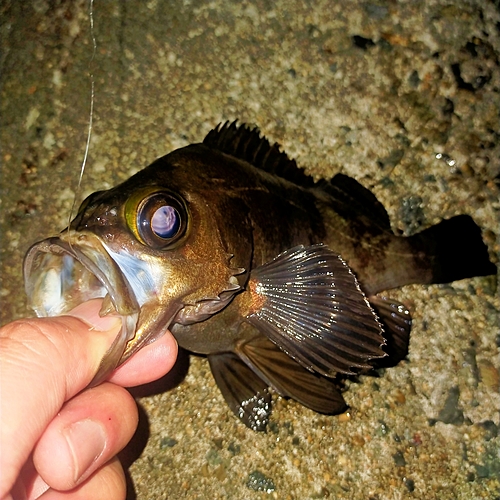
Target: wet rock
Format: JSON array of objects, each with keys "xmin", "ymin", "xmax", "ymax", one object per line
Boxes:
[
  {"xmin": 408, "ymin": 70, "xmax": 420, "ymax": 88},
  {"xmin": 214, "ymin": 464, "xmax": 226, "ymax": 481},
  {"xmin": 212, "ymin": 438, "xmax": 223, "ymax": 450},
  {"xmin": 474, "ymin": 443, "xmax": 500, "ymax": 481},
  {"xmin": 206, "ymin": 448, "xmax": 222, "ymax": 466},
  {"xmin": 377, "ymin": 148, "xmax": 405, "ymax": 170},
  {"xmin": 403, "ymin": 477, "xmax": 415, "ymax": 492},
  {"xmin": 478, "ymin": 359, "xmax": 500, "ymax": 391},
  {"xmin": 436, "ymin": 386, "xmax": 464, "ymax": 425},
  {"xmin": 375, "ymin": 420, "xmax": 390, "ymax": 437},
  {"xmin": 246, "ymin": 470, "xmax": 276, "ymax": 493},
  {"xmin": 479, "ymin": 420, "xmax": 498, "ymax": 441},
  {"xmin": 463, "ymin": 347, "xmax": 480, "ymax": 387},
  {"xmin": 398, "ymin": 196, "xmax": 425, "ymax": 235},
  {"xmin": 363, "ymin": 4, "xmax": 389, "ymax": 20},
  {"xmin": 393, "ymin": 450, "xmax": 406, "ymax": 467},
  {"xmin": 227, "ymin": 441, "xmax": 241, "ymax": 455},
  {"xmin": 159, "ymin": 437, "xmax": 178, "ymax": 448}
]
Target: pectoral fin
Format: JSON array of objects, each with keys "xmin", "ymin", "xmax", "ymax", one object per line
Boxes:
[
  {"xmin": 239, "ymin": 335, "xmax": 347, "ymax": 415},
  {"xmin": 246, "ymin": 244, "xmax": 387, "ymax": 376},
  {"xmin": 208, "ymin": 352, "xmax": 272, "ymax": 431}
]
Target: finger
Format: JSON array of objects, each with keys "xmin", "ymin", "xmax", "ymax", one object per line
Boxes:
[
  {"xmin": 9, "ymin": 456, "xmax": 48, "ymax": 500},
  {"xmin": 68, "ymin": 299, "xmax": 178, "ymax": 387},
  {"xmin": 108, "ymin": 331, "xmax": 178, "ymax": 386},
  {"xmin": 37, "ymin": 457, "xmax": 126, "ymax": 500},
  {"xmin": 0, "ymin": 313, "xmax": 121, "ymax": 499},
  {"xmin": 33, "ymin": 383, "xmax": 137, "ymax": 491}
]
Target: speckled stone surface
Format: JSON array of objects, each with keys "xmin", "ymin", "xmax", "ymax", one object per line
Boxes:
[{"xmin": 1, "ymin": 1, "xmax": 499, "ymax": 499}]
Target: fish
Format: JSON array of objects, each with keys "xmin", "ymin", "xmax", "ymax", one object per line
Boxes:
[{"xmin": 23, "ymin": 121, "xmax": 496, "ymax": 431}]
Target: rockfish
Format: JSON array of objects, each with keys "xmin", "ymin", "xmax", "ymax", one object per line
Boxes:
[{"xmin": 24, "ymin": 122, "xmax": 496, "ymax": 430}]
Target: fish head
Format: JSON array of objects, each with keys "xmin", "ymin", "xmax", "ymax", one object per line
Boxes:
[{"xmin": 23, "ymin": 145, "xmax": 253, "ymax": 385}]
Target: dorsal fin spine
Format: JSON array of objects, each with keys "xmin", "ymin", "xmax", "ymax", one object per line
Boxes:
[{"xmin": 203, "ymin": 120, "xmax": 315, "ymax": 188}]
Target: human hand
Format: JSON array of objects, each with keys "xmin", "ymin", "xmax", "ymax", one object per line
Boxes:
[{"xmin": 0, "ymin": 299, "xmax": 178, "ymax": 500}]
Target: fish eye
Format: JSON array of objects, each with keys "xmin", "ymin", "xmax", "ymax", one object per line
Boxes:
[{"xmin": 136, "ymin": 192, "xmax": 187, "ymax": 249}]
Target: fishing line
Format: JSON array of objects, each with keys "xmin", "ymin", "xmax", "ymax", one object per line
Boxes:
[{"xmin": 68, "ymin": 0, "xmax": 96, "ymax": 241}]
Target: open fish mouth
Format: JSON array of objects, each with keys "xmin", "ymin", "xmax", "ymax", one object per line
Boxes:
[{"xmin": 23, "ymin": 232, "xmax": 141, "ymax": 386}]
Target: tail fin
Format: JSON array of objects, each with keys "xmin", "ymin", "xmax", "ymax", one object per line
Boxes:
[{"xmin": 409, "ymin": 215, "xmax": 496, "ymax": 285}]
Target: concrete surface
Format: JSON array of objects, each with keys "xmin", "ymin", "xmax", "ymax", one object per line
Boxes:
[{"xmin": 1, "ymin": 1, "xmax": 499, "ymax": 499}]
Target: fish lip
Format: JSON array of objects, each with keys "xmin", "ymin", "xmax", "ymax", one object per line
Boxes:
[{"xmin": 23, "ymin": 232, "xmax": 140, "ymax": 384}]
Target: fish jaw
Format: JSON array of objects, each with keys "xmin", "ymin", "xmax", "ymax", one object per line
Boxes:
[{"xmin": 22, "ymin": 231, "xmax": 168, "ymax": 385}]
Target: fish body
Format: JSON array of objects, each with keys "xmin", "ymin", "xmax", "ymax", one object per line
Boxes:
[{"xmin": 24, "ymin": 122, "xmax": 496, "ymax": 430}]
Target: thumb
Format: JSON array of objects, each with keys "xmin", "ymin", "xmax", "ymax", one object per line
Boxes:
[{"xmin": 0, "ymin": 299, "xmax": 121, "ymax": 500}]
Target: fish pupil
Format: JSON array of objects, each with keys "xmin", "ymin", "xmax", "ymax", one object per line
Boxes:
[{"xmin": 151, "ymin": 205, "xmax": 180, "ymax": 239}]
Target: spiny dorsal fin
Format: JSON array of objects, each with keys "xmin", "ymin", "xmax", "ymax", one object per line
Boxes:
[
  {"xmin": 203, "ymin": 121, "xmax": 315, "ymax": 188},
  {"xmin": 204, "ymin": 121, "xmax": 393, "ymax": 231}
]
